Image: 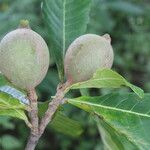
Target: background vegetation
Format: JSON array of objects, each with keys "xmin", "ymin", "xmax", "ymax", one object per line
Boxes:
[{"xmin": 0, "ymin": 0, "xmax": 149, "ymax": 149}]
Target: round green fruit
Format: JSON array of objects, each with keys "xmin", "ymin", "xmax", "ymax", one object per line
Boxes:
[
  {"xmin": 0, "ymin": 23, "xmax": 49, "ymax": 90},
  {"xmin": 64, "ymin": 34, "xmax": 114, "ymax": 83}
]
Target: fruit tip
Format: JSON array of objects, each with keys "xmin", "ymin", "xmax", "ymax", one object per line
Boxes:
[
  {"xmin": 102, "ymin": 33, "xmax": 111, "ymax": 43},
  {"xmin": 19, "ymin": 19, "xmax": 30, "ymax": 29}
]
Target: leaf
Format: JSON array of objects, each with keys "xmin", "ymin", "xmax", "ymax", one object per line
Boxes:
[
  {"xmin": 0, "ymin": 92, "xmax": 30, "ymax": 125},
  {"xmin": 68, "ymin": 93, "xmax": 150, "ymax": 149},
  {"xmin": 1, "ymin": 135, "xmax": 22, "ymax": 149},
  {"xmin": 0, "ymin": 116, "xmax": 15, "ymax": 130},
  {"xmin": 39, "ymin": 101, "xmax": 83, "ymax": 137},
  {"xmin": 50, "ymin": 111, "xmax": 83, "ymax": 137},
  {"xmin": 106, "ymin": 1, "xmax": 143, "ymax": 15},
  {"xmin": 80, "ymin": 88, "xmax": 90, "ymax": 96},
  {"xmin": 0, "ymin": 77, "xmax": 30, "ymax": 126},
  {"xmin": 95, "ymin": 117, "xmax": 137, "ymax": 150},
  {"xmin": 0, "ymin": 92, "xmax": 27, "ymax": 110},
  {"xmin": 0, "ymin": 73, "xmax": 9, "ymax": 87},
  {"xmin": 0, "ymin": 85, "xmax": 29, "ymax": 105},
  {"xmin": 38, "ymin": 100, "xmax": 49, "ymax": 117},
  {"xmin": 67, "ymin": 69, "xmax": 144, "ymax": 98},
  {"xmin": 0, "ymin": 74, "xmax": 29, "ymax": 105},
  {"xmin": 42, "ymin": 0, "xmax": 91, "ymax": 81}
]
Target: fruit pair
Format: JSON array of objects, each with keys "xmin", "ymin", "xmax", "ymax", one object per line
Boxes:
[{"xmin": 0, "ymin": 21, "xmax": 113, "ymax": 90}]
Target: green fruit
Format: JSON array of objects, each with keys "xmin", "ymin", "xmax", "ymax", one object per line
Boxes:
[
  {"xmin": 0, "ymin": 21, "xmax": 49, "ymax": 90},
  {"xmin": 64, "ymin": 34, "xmax": 114, "ymax": 83}
]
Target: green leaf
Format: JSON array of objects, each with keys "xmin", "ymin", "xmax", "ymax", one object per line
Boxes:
[
  {"xmin": 80, "ymin": 88, "xmax": 90, "ymax": 96},
  {"xmin": 0, "ymin": 85, "xmax": 29, "ymax": 105},
  {"xmin": 95, "ymin": 117, "xmax": 137, "ymax": 150},
  {"xmin": 0, "ymin": 117, "xmax": 15, "ymax": 130},
  {"xmin": 0, "ymin": 77, "xmax": 30, "ymax": 125},
  {"xmin": 42, "ymin": 0, "xmax": 91, "ymax": 81},
  {"xmin": 0, "ymin": 92, "xmax": 30, "ymax": 125},
  {"xmin": 38, "ymin": 100, "xmax": 49, "ymax": 117},
  {"xmin": 67, "ymin": 69, "xmax": 144, "ymax": 98},
  {"xmin": 0, "ymin": 74, "xmax": 28, "ymax": 102},
  {"xmin": 51, "ymin": 111, "xmax": 83, "ymax": 137},
  {"xmin": 68, "ymin": 93, "xmax": 150, "ymax": 149},
  {"xmin": 1, "ymin": 135, "xmax": 22, "ymax": 149},
  {"xmin": 106, "ymin": 1, "xmax": 143, "ymax": 15},
  {"xmin": 0, "ymin": 73, "xmax": 9, "ymax": 87},
  {"xmin": 39, "ymin": 101, "xmax": 83, "ymax": 137}
]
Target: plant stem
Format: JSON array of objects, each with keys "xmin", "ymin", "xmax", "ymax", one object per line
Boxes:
[
  {"xmin": 25, "ymin": 82, "xmax": 70, "ymax": 150},
  {"xmin": 39, "ymin": 82, "xmax": 69, "ymax": 135},
  {"xmin": 25, "ymin": 89, "xmax": 39, "ymax": 150},
  {"xmin": 25, "ymin": 133, "xmax": 39, "ymax": 150}
]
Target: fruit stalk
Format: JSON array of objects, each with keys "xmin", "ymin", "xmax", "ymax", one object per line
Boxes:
[{"xmin": 25, "ymin": 89, "xmax": 39, "ymax": 150}]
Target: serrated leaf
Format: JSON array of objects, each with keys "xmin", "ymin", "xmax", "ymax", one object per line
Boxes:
[
  {"xmin": 68, "ymin": 93, "xmax": 150, "ymax": 149},
  {"xmin": 67, "ymin": 69, "xmax": 144, "ymax": 98},
  {"xmin": 39, "ymin": 101, "xmax": 83, "ymax": 137},
  {"xmin": 42, "ymin": 0, "xmax": 91, "ymax": 81},
  {"xmin": 0, "ymin": 92, "xmax": 30, "ymax": 125}
]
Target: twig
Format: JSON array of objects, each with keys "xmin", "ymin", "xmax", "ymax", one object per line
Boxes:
[
  {"xmin": 25, "ymin": 82, "xmax": 70, "ymax": 150},
  {"xmin": 39, "ymin": 82, "xmax": 69, "ymax": 135},
  {"xmin": 25, "ymin": 89, "xmax": 39, "ymax": 150}
]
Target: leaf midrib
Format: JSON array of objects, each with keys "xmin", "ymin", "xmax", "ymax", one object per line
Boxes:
[
  {"xmin": 71, "ymin": 78, "xmax": 124, "ymax": 88},
  {"xmin": 69, "ymin": 100, "xmax": 150, "ymax": 118},
  {"xmin": 63, "ymin": 0, "xmax": 66, "ymax": 56}
]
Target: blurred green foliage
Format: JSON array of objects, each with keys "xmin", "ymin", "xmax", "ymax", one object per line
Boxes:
[{"xmin": 0, "ymin": 0, "xmax": 149, "ymax": 149}]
